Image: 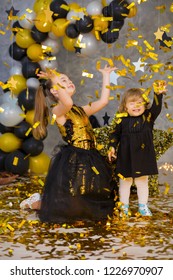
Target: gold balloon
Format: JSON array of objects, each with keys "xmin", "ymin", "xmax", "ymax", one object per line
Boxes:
[
  {"xmin": 0, "ymin": 133, "xmax": 22, "ymax": 152},
  {"xmin": 8, "ymin": 75, "xmax": 27, "ymax": 95},
  {"xmin": 27, "ymin": 43, "xmax": 43, "ymax": 61},
  {"xmin": 35, "ymin": 11, "xmax": 53, "ymax": 33},
  {"xmin": 29, "ymin": 152, "xmax": 51, "ymax": 174},
  {"xmin": 62, "ymin": 35, "xmax": 76, "ymax": 52},
  {"xmin": 25, "ymin": 110, "xmax": 35, "ymax": 125},
  {"xmin": 16, "ymin": 29, "xmax": 35, "ymax": 48},
  {"xmin": 94, "ymin": 16, "xmax": 108, "ymax": 31},
  {"xmin": 127, "ymin": 5, "xmax": 137, "ymax": 18},
  {"xmin": 33, "ymin": 0, "xmax": 52, "ymax": 14},
  {"xmin": 51, "ymin": 18, "xmax": 68, "ymax": 37}
]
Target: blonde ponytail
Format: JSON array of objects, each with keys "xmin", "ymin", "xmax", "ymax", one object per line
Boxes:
[{"xmin": 33, "ymin": 85, "xmax": 49, "ymax": 140}]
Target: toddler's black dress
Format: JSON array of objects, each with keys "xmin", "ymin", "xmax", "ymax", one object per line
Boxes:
[{"xmin": 39, "ymin": 105, "xmax": 114, "ymax": 223}]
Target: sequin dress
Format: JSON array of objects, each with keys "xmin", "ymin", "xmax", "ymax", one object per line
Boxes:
[{"xmin": 39, "ymin": 105, "xmax": 114, "ymax": 223}]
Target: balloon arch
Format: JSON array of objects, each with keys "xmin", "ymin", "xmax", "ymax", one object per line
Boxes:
[{"xmin": 0, "ymin": 0, "xmax": 137, "ymax": 176}]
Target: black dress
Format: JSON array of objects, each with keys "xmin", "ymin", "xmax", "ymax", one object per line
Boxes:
[
  {"xmin": 39, "ymin": 105, "xmax": 114, "ymax": 223},
  {"xmin": 109, "ymin": 93, "xmax": 163, "ymax": 178}
]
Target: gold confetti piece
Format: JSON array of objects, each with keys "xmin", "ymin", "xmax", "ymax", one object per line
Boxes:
[
  {"xmin": 95, "ymin": 90, "xmax": 99, "ymax": 98},
  {"xmin": 50, "ymin": 114, "xmax": 56, "ymax": 125},
  {"xmin": 100, "ymin": 57, "xmax": 114, "ymax": 67},
  {"xmin": 163, "ymin": 182, "xmax": 170, "ymax": 195},
  {"xmin": 82, "ymin": 70, "xmax": 93, "ymax": 78},
  {"xmin": 116, "ymin": 112, "xmax": 128, "ymax": 118},
  {"xmin": 38, "ymin": 179, "xmax": 44, "ymax": 186},
  {"xmin": 96, "ymin": 61, "xmax": 101, "ymax": 70},
  {"xmin": 6, "ymin": 224, "xmax": 15, "ymax": 232},
  {"xmin": 33, "ymin": 122, "xmax": 40, "ymax": 129},
  {"xmin": 0, "ymin": 107, "xmax": 4, "ymax": 113},
  {"xmin": 118, "ymin": 173, "xmax": 126, "ymax": 180},
  {"xmin": 101, "ymin": 17, "xmax": 113, "ymax": 22},
  {"xmin": 25, "ymin": 128, "xmax": 32, "ymax": 137},
  {"xmin": 13, "ymin": 157, "xmax": 18, "ymax": 166},
  {"xmin": 170, "ymin": 3, "xmax": 173, "ymax": 12},
  {"xmin": 18, "ymin": 220, "xmax": 26, "ymax": 229},
  {"xmin": 143, "ymin": 40, "xmax": 155, "ymax": 50},
  {"xmin": 60, "ymin": 4, "xmax": 70, "ymax": 11},
  {"xmin": 91, "ymin": 166, "xmax": 99, "ymax": 175},
  {"xmin": 142, "ymin": 93, "xmax": 150, "ymax": 103},
  {"xmin": 0, "ymin": 30, "xmax": 5, "ymax": 35},
  {"xmin": 126, "ymin": 40, "xmax": 138, "ymax": 48},
  {"xmin": 155, "ymin": 5, "xmax": 166, "ymax": 12}
]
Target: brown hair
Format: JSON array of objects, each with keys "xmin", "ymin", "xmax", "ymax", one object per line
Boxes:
[
  {"xmin": 118, "ymin": 88, "xmax": 149, "ymax": 113},
  {"xmin": 33, "ymin": 79, "xmax": 57, "ymax": 140}
]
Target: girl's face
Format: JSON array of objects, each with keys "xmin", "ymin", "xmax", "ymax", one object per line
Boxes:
[
  {"xmin": 125, "ymin": 96, "xmax": 145, "ymax": 117},
  {"xmin": 51, "ymin": 74, "xmax": 76, "ymax": 97}
]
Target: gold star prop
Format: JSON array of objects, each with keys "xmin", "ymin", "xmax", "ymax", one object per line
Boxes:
[
  {"xmin": 43, "ymin": 8, "xmax": 54, "ymax": 23},
  {"xmin": 7, "ymin": 77, "xmax": 18, "ymax": 89},
  {"xmin": 154, "ymin": 28, "xmax": 164, "ymax": 40}
]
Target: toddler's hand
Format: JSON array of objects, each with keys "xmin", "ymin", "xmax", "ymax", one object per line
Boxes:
[
  {"xmin": 108, "ymin": 146, "xmax": 117, "ymax": 162},
  {"xmin": 153, "ymin": 80, "xmax": 167, "ymax": 94}
]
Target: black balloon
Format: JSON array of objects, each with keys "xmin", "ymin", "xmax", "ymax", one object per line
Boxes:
[
  {"xmin": 22, "ymin": 137, "xmax": 44, "ymax": 156},
  {"xmin": 0, "ymin": 149, "xmax": 8, "ymax": 171},
  {"xmin": 5, "ymin": 150, "xmax": 29, "ymax": 175},
  {"xmin": 65, "ymin": 24, "xmax": 80, "ymax": 38},
  {"xmin": 102, "ymin": 6, "xmax": 110, "ymax": 17},
  {"xmin": 18, "ymin": 87, "xmax": 36, "ymax": 111},
  {"xmin": 9, "ymin": 42, "xmax": 26, "ymax": 61},
  {"xmin": 31, "ymin": 26, "xmax": 48, "ymax": 43},
  {"xmin": 109, "ymin": 19, "xmax": 125, "ymax": 31},
  {"xmin": 108, "ymin": 0, "xmax": 129, "ymax": 20},
  {"xmin": 22, "ymin": 57, "xmax": 41, "ymax": 79},
  {"xmin": 14, "ymin": 121, "xmax": 32, "ymax": 139},
  {"xmin": 12, "ymin": 21, "xmax": 23, "ymax": 35},
  {"xmin": 100, "ymin": 28, "xmax": 119, "ymax": 44},
  {"xmin": 0, "ymin": 123, "xmax": 14, "ymax": 134},
  {"xmin": 76, "ymin": 15, "xmax": 94, "ymax": 33},
  {"xmin": 50, "ymin": 0, "xmax": 68, "ymax": 20}
]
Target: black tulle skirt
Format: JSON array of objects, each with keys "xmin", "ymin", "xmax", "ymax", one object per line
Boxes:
[{"xmin": 38, "ymin": 145, "xmax": 115, "ymax": 223}]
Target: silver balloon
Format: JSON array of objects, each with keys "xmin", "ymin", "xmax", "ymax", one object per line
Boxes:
[
  {"xmin": 39, "ymin": 58, "xmax": 58, "ymax": 71},
  {"xmin": 0, "ymin": 92, "xmax": 18, "ymax": 105},
  {"xmin": 0, "ymin": 102, "xmax": 24, "ymax": 127},
  {"xmin": 66, "ymin": 10, "xmax": 79, "ymax": 23},
  {"xmin": 78, "ymin": 33, "xmax": 99, "ymax": 56},
  {"xmin": 42, "ymin": 38, "xmax": 60, "ymax": 55},
  {"xmin": 9, "ymin": 64, "xmax": 22, "ymax": 76},
  {"xmin": 18, "ymin": 9, "xmax": 36, "ymax": 29},
  {"xmin": 86, "ymin": 1, "xmax": 103, "ymax": 16},
  {"xmin": 26, "ymin": 78, "xmax": 40, "ymax": 89}
]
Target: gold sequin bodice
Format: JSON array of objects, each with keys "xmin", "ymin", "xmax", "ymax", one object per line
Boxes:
[{"xmin": 57, "ymin": 105, "xmax": 96, "ymax": 150}]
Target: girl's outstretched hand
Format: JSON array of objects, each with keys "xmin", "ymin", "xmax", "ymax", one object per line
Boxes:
[
  {"xmin": 98, "ymin": 64, "xmax": 118, "ymax": 75},
  {"xmin": 37, "ymin": 69, "xmax": 57, "ymax": 79},
  {"xmin": 153, "ymin": 80, "xmax": 167, "ymax": 95}
]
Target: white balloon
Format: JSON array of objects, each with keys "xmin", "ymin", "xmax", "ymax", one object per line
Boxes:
[
  {"xmin": 42, "ymin": 38, "xmax": 60, "ymax": 55},
  {"xmin": 86, "ymin": 1, "xmax": 103, "ymax": 16},
  {"xmin": 39, "ymin": 59, "xmax": 58, "ymax": 71},
  {"xmin": 0, "ymin": 92, "xmax": 18, "ymax": 105},
  {"xmin": 0, "ymin": 102, "xmax": 24, "ymax": 127},
  {"xmin": 26, "ymin": 78, "xmax": 40, "ymax": 89},
  {"xmin": 48, "ymin": 31, "xmax": 58, "ymax": 40},
  {"xmin": 66, "ymin": 11, "xmax": 79, "ymax": 23},
  {"xmin": 9, "ymin": 65, "xmax": 22, "ymax": 76},
  {"xmin": 18, "ymin": 9, "xmax": 36, "ymax": 29},
  {"xmin": 79, "ymin": 33, "xmax": 99, "ymax": 56}
]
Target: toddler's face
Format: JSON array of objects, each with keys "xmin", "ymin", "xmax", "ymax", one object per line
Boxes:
[{"xmin": 125, "ymin": 97, "xmax": 145, "ymax": 117}]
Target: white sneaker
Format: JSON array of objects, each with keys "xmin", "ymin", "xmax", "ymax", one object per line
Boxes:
[
  {"xmin": 138, "ymin": 204, "xmax": 152, "ymax": 216},
  {"xmin": 20, "ymin": 193, "xmax": 41, "ymax": 209}
]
